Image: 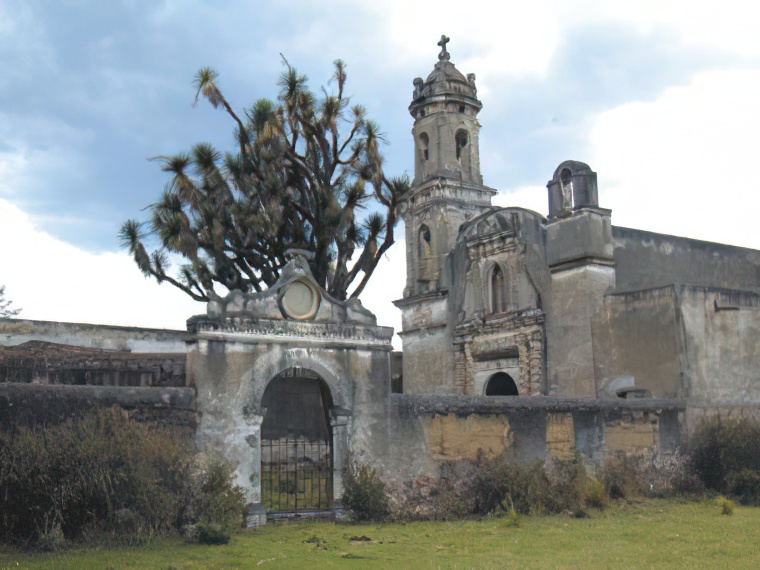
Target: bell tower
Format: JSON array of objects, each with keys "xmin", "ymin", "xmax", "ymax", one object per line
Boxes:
[
  {"xmin": 395, "ymin": 36, "xmax": 496, "ymax": 395},
  {"xmin": 400, "ymin": 36, "xmax": 496, "ymax": 299}
]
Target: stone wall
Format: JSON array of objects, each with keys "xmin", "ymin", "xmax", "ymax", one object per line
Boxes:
[
  {"xmin": 0, "ymin": 341, "xmax": 186, "ymax": 386},
  {"xmin": 679, "ymin": 287, "xmax": 760, "ymax": 406},
  {"xmin": 592, "ymin": 286, "xmax": 683, "ymax": 398}
]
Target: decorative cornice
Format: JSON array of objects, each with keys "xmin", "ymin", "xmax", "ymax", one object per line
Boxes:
[
  {"xmin": 454, "ymin": 308, "xmax": 545, "ymax": 338},
  {"xmin": 401, "ymin": 178, "xmax": 496, "ymax": 213},
  {"xmin": 194, "ymin": 317, "xmax": 393, "ymax": 348},
  {"xmin": 393, "ymin": 288, "xmax": 449, "ymax": 309}
]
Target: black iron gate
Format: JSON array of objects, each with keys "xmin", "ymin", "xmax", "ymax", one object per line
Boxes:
[{"xmin": 260, "ymin": 370, "xmax": 333, "ymax": 513}]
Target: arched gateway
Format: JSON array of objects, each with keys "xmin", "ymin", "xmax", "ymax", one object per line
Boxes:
[
  {"xmin": 260, "ymin": 368, "xmax": 334, "ymax": 513},
  {"xmin": 189, "ymin": 250, "xmax": 393, "ymax": 526}
]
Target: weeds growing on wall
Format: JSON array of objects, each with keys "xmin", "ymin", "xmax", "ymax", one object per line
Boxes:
[
  {"xmin": 600, "ymin": 449, "xmax": 699, "ymax": 500},
  {"xmin": 389, "ymin": 452, "xmax": 610, "ymax": 521},
  {"xmin": 468, "ymin": 452, "xmax": 597, "ymax": 517},
  {"xmin": 0, "ymin": 408, "xmax": 245, "ymax": 548}
]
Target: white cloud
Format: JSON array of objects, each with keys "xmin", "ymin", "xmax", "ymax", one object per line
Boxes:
[
  {"xmin": 493, "ymin": 185, "xmax": 548, "ymax": 216},
  {"xmin": 584, "ymin": 0, "xmax": 760, "ymax": 58},
  {"xmin": 385, "ymin": 0, "xmax": 563, "ymax": 89},
  {"xmin": 589, "ymin": 68, "xmax": 760, "ymax": 249},
  {"xmin": 0, "ymin": 198, "xmax": 204, "ymax": 329}
]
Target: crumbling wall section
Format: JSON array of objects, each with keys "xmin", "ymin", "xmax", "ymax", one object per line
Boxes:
[
  {"xmin": 0, "ymin": 318, "xmax": 189, "ymax": 353},
  {"xmin": 0, "ymin": 383, "xmax": 198, "ymax": 441},
  {"xmin": 382, "ymin": 395, "xmax": 684, "ymax": 486},
  {"xmin": 0, "ymin": 341, "xmax": 186, "ymax": 386}
]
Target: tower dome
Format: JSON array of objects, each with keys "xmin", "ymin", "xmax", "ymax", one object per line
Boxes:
[{"xmin": 409, "ymin": 35, "xmax": 483, "ymax": 185}]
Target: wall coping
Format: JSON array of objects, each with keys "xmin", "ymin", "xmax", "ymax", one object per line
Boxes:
[{"xmin": 392, "ymin": 394, "xmax": 686, "ymax": 417}]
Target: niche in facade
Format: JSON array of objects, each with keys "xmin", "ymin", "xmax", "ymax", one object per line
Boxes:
[
  {"xmin": 490, "ymin": 265, "xmax": 507, "ymax": 314},
  {"xmin": 560, "ymin": 168, "xmax": 574, "ymax": 211}
]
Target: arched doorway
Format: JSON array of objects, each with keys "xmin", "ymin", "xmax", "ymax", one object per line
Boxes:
[
  {"xmin": 485, "ymin": 372, "xmax": 519, "ymax": 396},
  {"xmin": 260, "ymin": 367, "xmax": 333, "ymax": 513}
]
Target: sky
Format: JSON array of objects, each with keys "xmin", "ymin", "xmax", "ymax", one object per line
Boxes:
[{"xmin": 1, "ymin": 0, "xmax": 760, "ymax": 346}]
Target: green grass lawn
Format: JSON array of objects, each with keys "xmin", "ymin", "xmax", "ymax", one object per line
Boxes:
[{"xmin": 2, "ymin": 499, "xmax": 759, "ymax": 569}]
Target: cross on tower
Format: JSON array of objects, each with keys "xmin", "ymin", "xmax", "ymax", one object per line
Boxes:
[{"xmin": 438, "ymin": 35, "xmax": 451, "ymax": 61}]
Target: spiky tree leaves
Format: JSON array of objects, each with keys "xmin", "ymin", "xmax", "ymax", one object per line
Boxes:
[
  {"xmin": 0, "ymin": 285, "xmax": 20, "ymax": 318},
  {"xmin": 121, "ymin": 59, "xmax": 409, "ymax": 303}
]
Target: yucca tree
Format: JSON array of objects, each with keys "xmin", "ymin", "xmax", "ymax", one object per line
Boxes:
[
  {"xmin": 0, "ymin": 285, "xmax": 20, "ymax": 318},
  {"xmin": 120, "ymin": 59, "xmax": 409, "ymax": 303}
]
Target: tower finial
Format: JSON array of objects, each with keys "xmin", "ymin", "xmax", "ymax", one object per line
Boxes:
[{"xmin": 437, "ymin": 35, "xmax": 451, "ymax": 61}]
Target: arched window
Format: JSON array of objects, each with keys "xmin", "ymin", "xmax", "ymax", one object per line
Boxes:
[
  {"xmin": 418, "ymin": 225, "xmax": 432, "ymax": 259},
  {"xmin": 485, "ymin": 372, "xmax": 518, "ymax": 396},
  {"xmin": 419, "ymin": 133, "xmax": 429, "ymax": 161},
  {"xmin": 560, "ymin": 168, "xmax": 574, "ymax": 210},
  {"xmin": 491, "ymin": 265, "xmax": 506, "ymax": 314},
  {"xmin": 455, "ymin": 130, "xmax": 468, "ymax": 160}
]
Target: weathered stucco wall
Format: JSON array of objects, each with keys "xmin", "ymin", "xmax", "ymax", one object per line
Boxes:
[
  {"xmin": 397, "ymin": 295, "xmax": 454, "ymax": 394},
  {"xmin": 612, "ymin": 227, "xmax": 760, "ymax": 293},
  {"xmin": 679, "ymin": 287, "xmax": 760, "ymax": 406},
  {"xmin": 546, "ymin": 265, "xmax": 615, "ymax": 397},
  {"xmin": 592, "ymin": 286, "xmax": 760, "ymax": 405},
  {"xmin": 592, "ymin": 286, "xmax": 684, "ymax": 398}
]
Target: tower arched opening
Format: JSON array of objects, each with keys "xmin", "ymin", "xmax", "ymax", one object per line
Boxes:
[{"xmin": 485, "ymin": 372, "xmax": 518, "ymax": 396}]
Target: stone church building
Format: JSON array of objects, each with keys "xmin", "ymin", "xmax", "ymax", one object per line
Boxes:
[
  {"xmin": 2, "ymin": 38, "xmax": 759, "ymax": 523},
  {"xmin": 395, "ymin": 37, "xmax": 760, "ymax": 407}
]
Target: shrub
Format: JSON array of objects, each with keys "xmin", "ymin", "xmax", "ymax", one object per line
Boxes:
[
  {"xmin": 427, "ymin": 477, "xmax": 472, "ymax": 521},
  {"xmin": 717, "ymin": 496, "xmax": 735, "ymax": 515},
  {"xmin": 184, "ymin": 456, "xmax": 246, "ymax": 544},
  {"xmin": 600, "ymin": 455, "xmax": 637, "ymax": 499},
  {"xmin": 468, "ymin": 453, "xmax": 587, "ymax": 516},
  {"xmin": 192, "ymin": 522, "xmax": 231, "ymax": 545},
  {"xmin": 545, "ymin": 454, "xmax": 588, "ymax": 512},
  {"xmin": 341, "ymin": 464, "xmax": 390, "ymax": 522},
  {"xmin": 0, "ymin": 408, "xmax": 192, "ymax": 546},
  {"xmin": 688, "ymin": 417, "xmax": 760, "ymax": 502},
  {"xmin": 583, "ymin": 479, "xmax": 608, "ymax": 510},
  {"xmin": 725, "ymin": 469, "xmax": 760, "ymax": 506}
]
